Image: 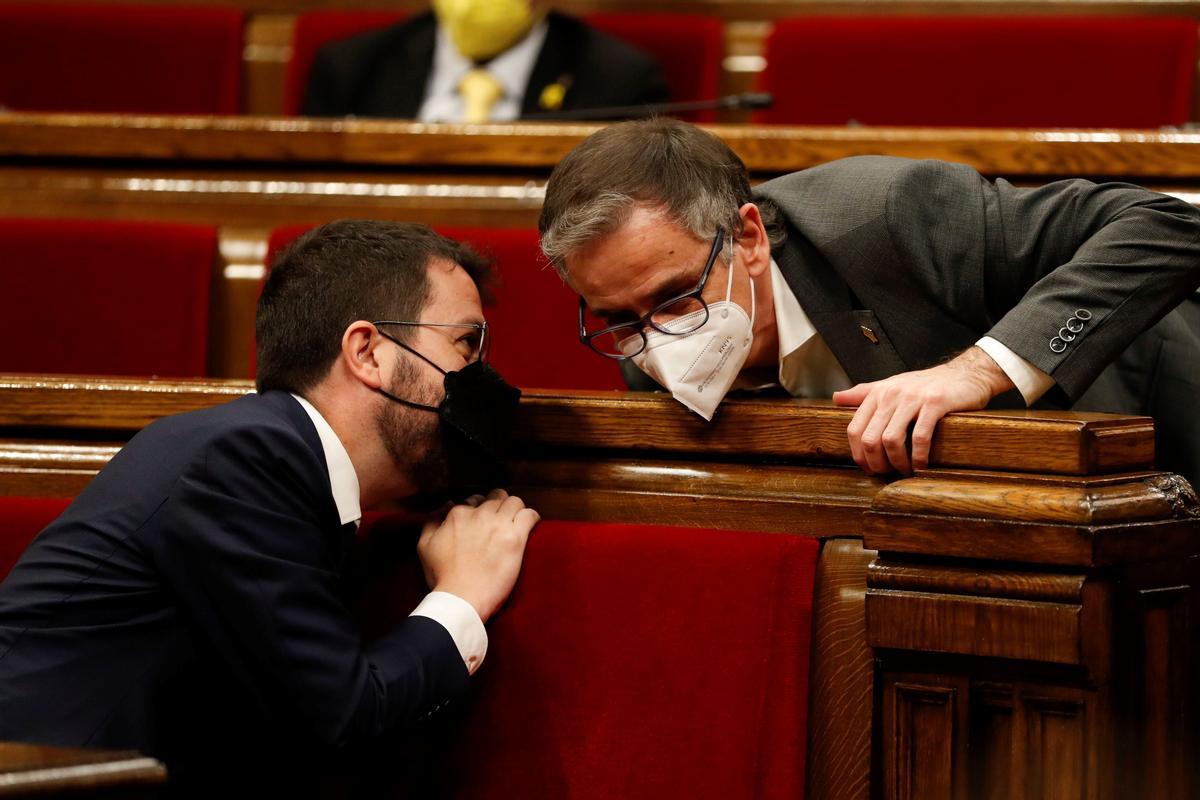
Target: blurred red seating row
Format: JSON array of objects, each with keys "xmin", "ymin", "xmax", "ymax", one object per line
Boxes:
[
  {"xmin": 0, "ymin": 3, "xmax": 1195, "ymax": 127},
  {"xmin": 0, "ymin": 218, "xmax": 625, "ymax": 390}
]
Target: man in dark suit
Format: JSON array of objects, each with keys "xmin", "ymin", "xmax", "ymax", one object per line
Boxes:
[
  {"xmin": 538, "ymin": 118, "xmax": 1200, "ymax": 488},
  {"xmin": 302, "ymin": 1, "xmax": 669, "ymax": 121},
  {"xmin": 0, "ymin": 221, "xmax": 538, "ymax": 794}
]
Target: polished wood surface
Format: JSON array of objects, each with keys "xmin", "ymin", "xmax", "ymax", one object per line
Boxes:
[
  {"xmin": 807, "ymin": 539, "xmax": 877, "ymax": 800},
  {"xmin": 0, "ymin": 374, "xmax": 1155, "ymax": 476},
  {"xmin": 0, "ymin": 375, "xmax": 1196, "ymax": 799},
  {"xmin": 0, "ymin": 742, "xmax": 165, "ymax": 797},
  {"xmin": 6, "ymin": 114, "xmax": 1200, "ymax": 180}
]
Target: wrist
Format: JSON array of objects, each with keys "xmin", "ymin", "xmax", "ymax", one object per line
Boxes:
[
  {"xmin": 955, "ymin": 346, "xmax": 1015, "ymax": 397},
  {"xmin": 432, "ymin": 583, "xmax": 490, "ymax": 623}
]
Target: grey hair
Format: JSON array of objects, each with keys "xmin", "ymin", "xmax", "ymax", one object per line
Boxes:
[{"xmin": 538, "ymin": 118, "xmax": 786, "ymax": 280}]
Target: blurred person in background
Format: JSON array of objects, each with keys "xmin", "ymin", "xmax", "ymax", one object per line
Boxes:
[{"xmin": 304, "ymin": 0, "xmax": 669, "ymax": 122}]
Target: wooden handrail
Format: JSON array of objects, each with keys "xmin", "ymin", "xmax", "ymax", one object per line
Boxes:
[{"xmin": 5, "ymin": 113, "xmax": 1200, "ymax": 179}]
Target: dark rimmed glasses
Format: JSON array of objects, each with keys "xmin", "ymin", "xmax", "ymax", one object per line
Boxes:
[
  {"xmin": 372, "ymin": 320, "xmax": 489, "ymax": 364},
  {"xmin": 578, "ymin": 228, "xmax": 726, "ymax": 360}
]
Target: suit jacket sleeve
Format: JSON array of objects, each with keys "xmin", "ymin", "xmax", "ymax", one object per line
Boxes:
[
  {"xmin": 146, "ymin": 421, "xmax": 467, "ymax": 749},
  {"xmin": 884, "ymin": 160, "xmax": 1200, "ymax": 402},
  {"xmin": 303, "ymin": 45, "xmax": 353, "ymax": 117}
]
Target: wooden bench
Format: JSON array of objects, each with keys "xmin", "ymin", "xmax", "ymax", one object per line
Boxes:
[{"xmin": 0, "ymin": 374, "xmax": 1196, "ymax": 798}]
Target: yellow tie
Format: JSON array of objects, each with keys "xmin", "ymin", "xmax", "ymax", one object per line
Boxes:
[{"xmin": 458, "ymin": 69, "xmax": 504, "ymax": 123}]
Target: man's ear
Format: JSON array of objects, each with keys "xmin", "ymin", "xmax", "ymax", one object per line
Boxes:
[
  {"xmin": 736, "ymin": 203, "xmax": 771, "ymax": 279},
  {"xmin": 340, "ymin": 321, "xmax": 387, "ymax": 390}
]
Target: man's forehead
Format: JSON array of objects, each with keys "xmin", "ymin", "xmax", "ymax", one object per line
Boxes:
[{"xmin": 422, "ymin": 257, "xmax": 484, "ymax": 323}]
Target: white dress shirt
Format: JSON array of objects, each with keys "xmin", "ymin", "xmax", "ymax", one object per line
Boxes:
[
  {"xmin": 767, "ymin": 261, "xmax": 1055, "ymax": 405},
  {"xmin": 417, "ymin": 20, "xmax": 550, "ymax": 123},
  {"xmin": 291, "ymin": 394, "xmax": 487, "ymax": 675}
]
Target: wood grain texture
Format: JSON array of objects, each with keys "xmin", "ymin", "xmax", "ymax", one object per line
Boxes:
[
  {"xmin": 0, "ymin": 375, "xmax": 1156, "ymax": 476},
  {"xmin": 6, "ymin": 114, "xmax": 1200, "ymax": 179},
  {"xmin": 865, "ymin": 472, "xmax": 1200, "ymax": 567},
  {"xmin": 867, "ymin": 589, "xmax": 1087, "ymax": 665},
  {"xmin": 868, "ymin": 561, "xmax": 1086, "ymax": 602},
  {"xmin": 881, "ymin": 674, "xmax": 968, "ymax": 800},
  {"xmin": 0, "ymin": 741, "xmax": 165, "ymax": 796},
  {"xmin": 806, "ymin": 540, "xmax": 876, "ymax": 800}
]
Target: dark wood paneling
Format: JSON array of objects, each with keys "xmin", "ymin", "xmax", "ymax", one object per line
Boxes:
[
  {"xmin": 0, "ymin": 741, "xmax": 165, "ymax": 797},
  {"xmin": 807, "ymin": 539, "xmax": 877, "ymax": 800}
]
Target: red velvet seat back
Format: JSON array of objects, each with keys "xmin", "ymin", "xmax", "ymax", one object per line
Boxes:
[
  {"xmin": 584, "ymin": 14, "xmax": 725, "ymax": 122},
  {"xmin": 282, "ymin": 10, "xmax": 407, "ymax": 116},
  {"xmin": 757, "ymin": 16, "xmax": 1198, "ymax": 127},
  {"xmin": 354, "ymin": 517, "xmax": 818, "ymax": 799},
  {"xmin": 264, "ymin": 225, "xmax": 625, "ymax": 390},
  {"xmin": 0, "ymin": 3, "xmax": 242, "ymax": 114},
  {"xmin": 0, "ymin": 497, "xmax": 69, "ymax": 581},
  {"xmin": 0, "ymin": 219, "xmax": 216, "ymax": 377}
]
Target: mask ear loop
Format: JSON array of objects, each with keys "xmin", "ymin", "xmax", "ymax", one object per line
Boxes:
[
  {"xmin": 722, "ymin": 234, "xmax": 756, "ymax": 329},
  {"xmin": 375, "ymin": 328, "xmax": 447, "ymax": 413}
]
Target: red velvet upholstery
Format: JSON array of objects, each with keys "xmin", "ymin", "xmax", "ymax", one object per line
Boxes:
[
  {"xmin": 0, "ymin": 3, "xmax": 242, "ymax": 114},
  {"xmin": 0, "ymin": 219, "xmax": 216, "ymax": 377},
  {"xmin": 0, "ymin": 497, "xmax": 69, "ymax": 581},
  {"xmin": 354, "ymin": 516, "xmax": 819, "ymax": 799},
  {"xmin": 757, "ymin": 16, "xmax": 1198, "ymax": 127},
  {"xmin": 282, "ymin": 10, "xmax": 407, "ymax": 116},
  {"xmin": 584, "ymin": 14, "xmax": 725, "ymax": 121},
  {"xmin": 264, "ymin": 225, "xmax": 625, "ymax": 391}
]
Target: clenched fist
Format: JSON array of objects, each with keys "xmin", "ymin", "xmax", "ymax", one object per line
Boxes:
[{"xmin": 417, "ymin": 489, "xmax": 539, "ymax": 622}]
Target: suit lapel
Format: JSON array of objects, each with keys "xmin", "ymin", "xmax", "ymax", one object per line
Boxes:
[
  {"xmin": 374, "ymin": 14, "xmax": 438, "ymax": 118},
  {"xmin": 773, "ymin": 224, "xmax": 909, "ymax": 384},
  {"xmin": 521, "ymin": 12, "xmax": 575, "ymax": 116}
]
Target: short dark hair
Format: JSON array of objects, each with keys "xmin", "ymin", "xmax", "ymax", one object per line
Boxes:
[
  {"xmin": 255, "ymin": 220, "xmax": 492, "ymax": 394},
  {"xmin": 538, "ymin": 117, "xmax": 784, "ymax": 277}
]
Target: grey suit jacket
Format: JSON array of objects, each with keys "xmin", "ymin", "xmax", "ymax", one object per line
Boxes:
[{"xmin": 745, "ymin": 156, "xmax": 1200, "ymax": 485}]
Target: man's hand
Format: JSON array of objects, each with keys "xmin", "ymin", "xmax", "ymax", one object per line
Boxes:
[
  {"xmin": 831, "ymin": 346, "xmax": 1014, "ymax": 475},
  {"xmin": 417, "ymin": 489, "xmax": 539, "ymax": 623}
]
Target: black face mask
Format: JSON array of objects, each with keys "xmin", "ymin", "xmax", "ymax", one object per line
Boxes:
[{"xmin": 377, "ymin": 334, "xmax": 522, "ymax": 495}]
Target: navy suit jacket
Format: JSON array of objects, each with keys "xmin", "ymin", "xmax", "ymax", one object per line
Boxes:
[{"xmin": 0, "ymin": 392, "xmax": 466, "ymax": 792}]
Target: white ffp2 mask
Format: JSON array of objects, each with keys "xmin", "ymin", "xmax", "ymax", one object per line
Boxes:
[{"xmin": 626, "ymin": 242, "xmax": 756, "ymax": 421}]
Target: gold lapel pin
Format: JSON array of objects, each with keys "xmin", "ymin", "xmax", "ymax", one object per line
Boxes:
[{"xmin": 860, "ymin": 325, "xmax": 879, "ymax": 344}]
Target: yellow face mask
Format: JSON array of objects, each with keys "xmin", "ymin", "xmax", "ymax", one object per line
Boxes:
[{"xmin": 432, "ymin": 0, "xmax": 544, "ymax": 62}]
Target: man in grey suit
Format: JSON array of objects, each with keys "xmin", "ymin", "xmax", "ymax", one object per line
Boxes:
[{"xmin": 538, "ymin": 118, "xmax": 1200, "ymax": 487}]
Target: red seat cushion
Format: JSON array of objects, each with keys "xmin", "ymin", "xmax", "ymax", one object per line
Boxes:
[
  {"xmin": 0, "ymin": 3, "xmax": 242, "ymax": 114},
  {"xmin": 0, "ymin": 497, "xmax": 69, "ymax": 581},
  {"xmin": 585, "ymin": 14, "xmax": 725, "ymax": 122},
  {"xmin": 758, "ymin": 16, "xmax": 1197, "ymax": 127},
  {"xmin": 282, "ymin": 10, "xmax": 408, "ymax": 116},
  {"xmin": 353, "ymin": 517, "xmax": 818, "ymax": 799},
  {"xmin": 264, "ymin": 225, "xmax": 626, "ymax": 391},
  {"xmin": 0, "ymin": 219, "xmax": 216, "ymax": 377}
]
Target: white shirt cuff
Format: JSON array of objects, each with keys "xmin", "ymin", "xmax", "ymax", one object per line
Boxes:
[
  {"xmin": 976, "ymin": 336, "xmax": 1055, "ymax": 406},
  {"xmin": 410, "ymin": 591, "xmax": 488, "ymax": 675}
]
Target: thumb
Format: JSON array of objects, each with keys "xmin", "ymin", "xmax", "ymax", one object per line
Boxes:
[{"xmin": 832, "ymin": 382, "xmax": 873, "ymax": 407}]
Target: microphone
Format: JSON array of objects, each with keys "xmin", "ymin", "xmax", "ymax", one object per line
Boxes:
[{"xmin": 522, "ymin": 92, "xmax": 774, "ymax": 122}]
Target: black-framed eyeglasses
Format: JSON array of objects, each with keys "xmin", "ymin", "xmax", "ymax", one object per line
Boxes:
[
  {"xmin": 578, "ymin": 228, "xmax": 726, "ymax": 360},
  {"xmin": 372, "ymin": 319, "xmax": 489, "ymax": 364}
]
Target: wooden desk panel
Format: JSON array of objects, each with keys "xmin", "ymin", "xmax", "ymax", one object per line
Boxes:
[{"xmin": 0, "ymin": 376, "xmax": 1195, "ymax": 800}]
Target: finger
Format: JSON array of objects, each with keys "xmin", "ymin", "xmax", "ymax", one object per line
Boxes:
[
  {"xmin": 479, "ymin": 487, "xmax": 510, "ymax": 512},
  {"xmin": 513, "ymin": 507, "xmax": 540, "ymax": 537},
  {"xmin": 859, "ymin": 400, "xmax": 896, "ymax": 475},
  {"xmin": 845, "ymin": 393, "xmax": 876, "ymax": 472},
  {"xmin": 497, "ymin": 494, "xmax": 526, "ymax": 521},
  {"xmin": 833, "ymin": 382, "xmax": 874, "ymax": 407},
  {"xmin": 910, "ymin": 406, "xmax": 943, "ymax": 472},
  {"xmin": 463, "ymin": 494, "xmax": 486, "ymax": 508},
  {"xmin": 419, "ymin": 518, "xmax": 439, "ymax": 544},
  {"xmin": 881, "ymin": 402, "xmax": 920, "ymax": 475}
]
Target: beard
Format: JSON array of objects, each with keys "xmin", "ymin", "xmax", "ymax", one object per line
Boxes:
[{"xmin": 376, "ymin": 359, "xmax": 452, "ymax": 496}]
